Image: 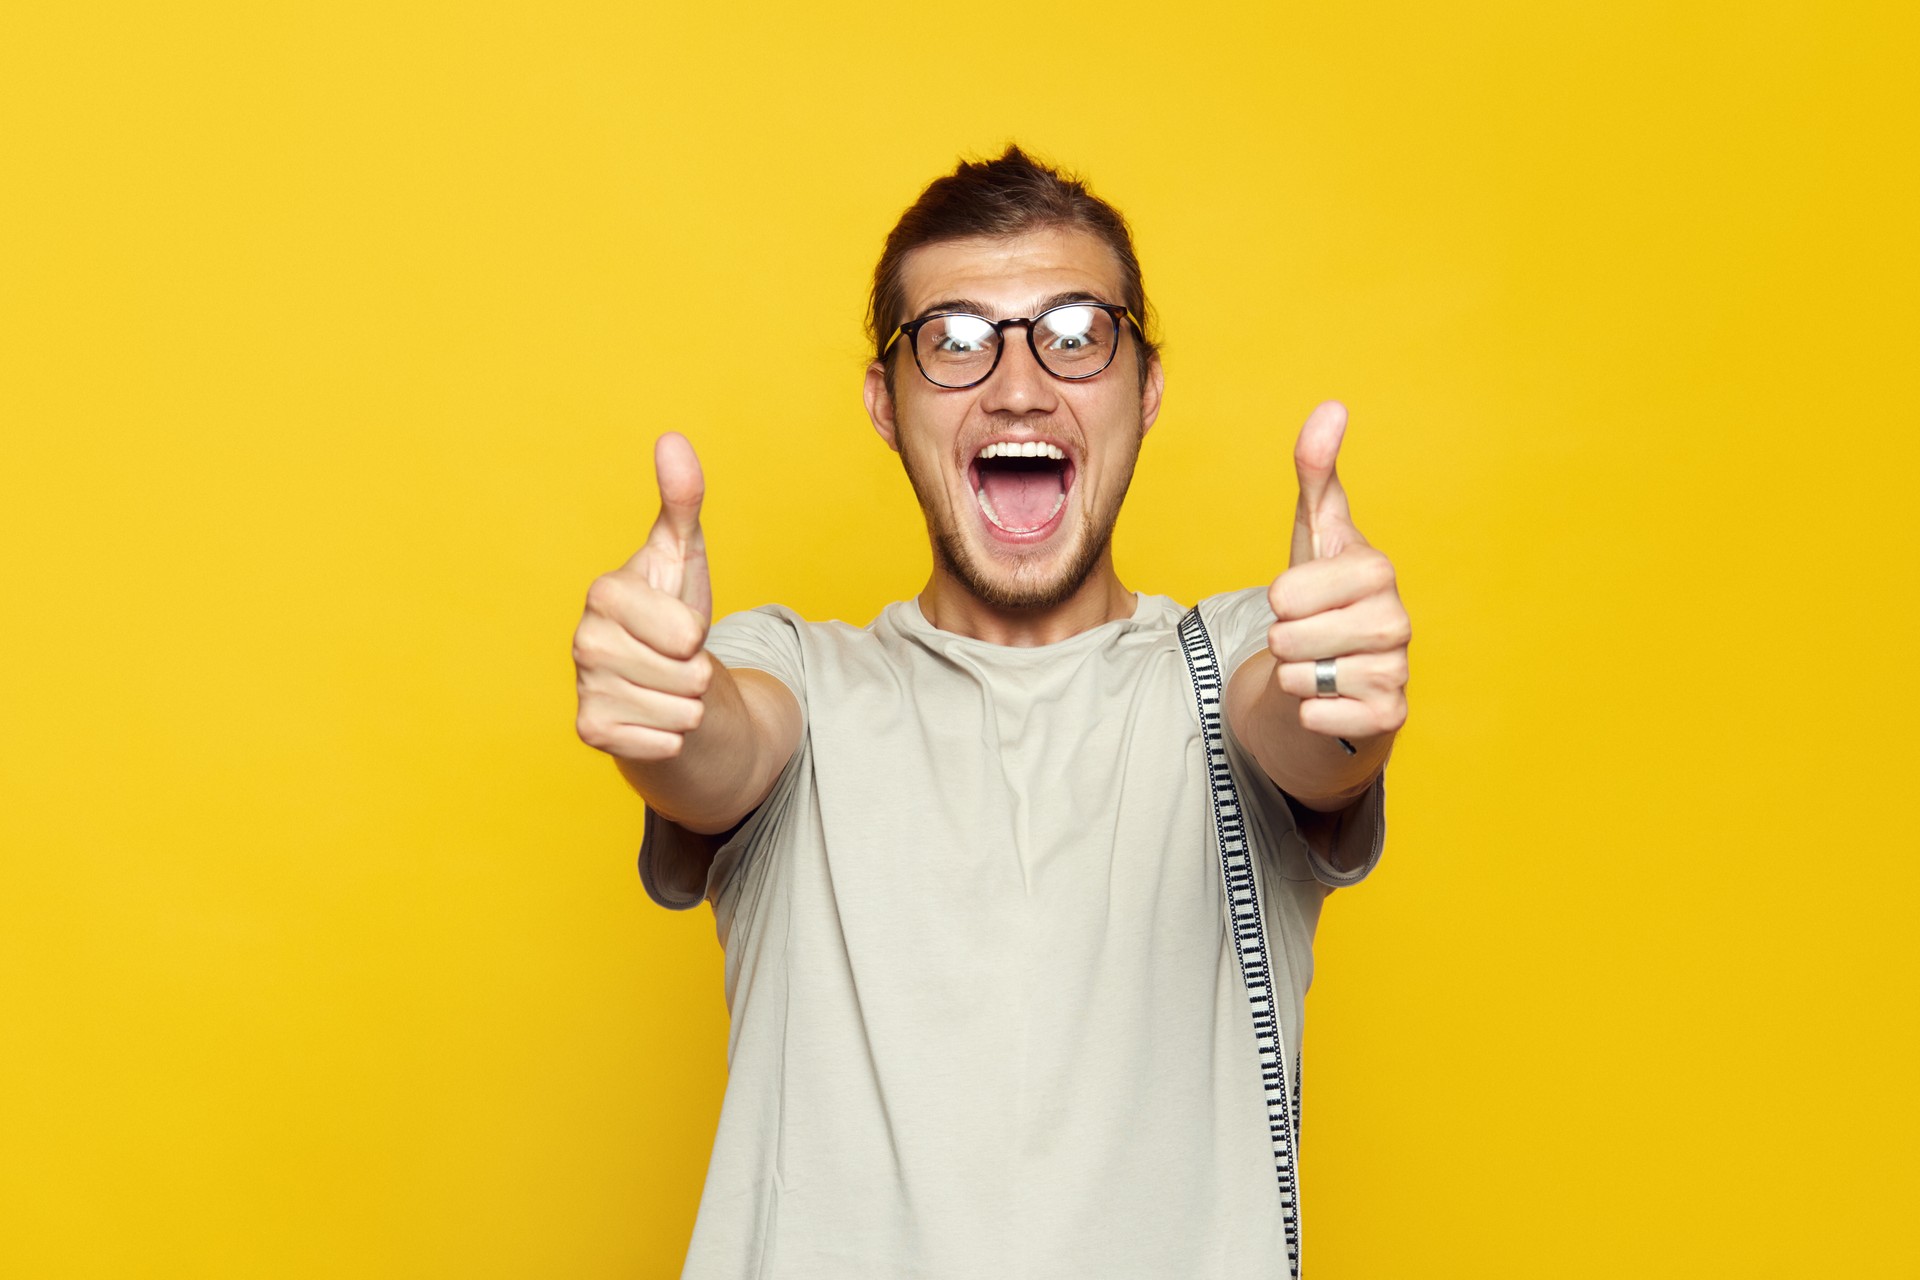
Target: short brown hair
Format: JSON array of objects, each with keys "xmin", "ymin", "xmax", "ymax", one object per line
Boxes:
[{"xmin": 867, "ymin": 146, "xmax": 1159, "ymax": 372}]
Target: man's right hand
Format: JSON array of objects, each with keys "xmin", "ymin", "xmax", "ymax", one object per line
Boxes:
[{"xmin": 573, "ymin": 432, "xmax": 717, "ymax": 762}]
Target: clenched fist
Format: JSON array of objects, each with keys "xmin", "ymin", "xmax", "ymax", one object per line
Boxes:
[
  {"xmin": 573, "ymin": 432, "xmax": 717, "ymax": 761},
  {"xmin": 1266, "ymin": 402, "xmax": 1411, "ymax": 742}
]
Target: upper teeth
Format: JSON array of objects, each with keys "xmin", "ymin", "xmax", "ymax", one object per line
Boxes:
[{"xmin": 976, "ymin": 441, "xmax": 1066, "ymax": 460}]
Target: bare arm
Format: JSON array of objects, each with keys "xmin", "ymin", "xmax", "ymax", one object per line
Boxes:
[
  {"xmin": 615, "ymin": 662, "xmax": 799, "ymax": 906},
  {"xmin": 573, "ymin": 432, "xmax": 802, "ymax": 871},
  {"xmin": 1223, "ymin": 402, "xmax": 1409, "ymax": 870},
  {"xmin": 611, "ymin": 663, "xmax": 800, "ymax": 834},
  {"xmin": 1226, "ymin": 652, "xmax": 1394, "ymax": 812}
]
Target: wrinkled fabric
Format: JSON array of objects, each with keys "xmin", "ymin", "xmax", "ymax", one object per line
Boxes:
[{"xmin": 641, "ymin": 588, "xmax": 1385, "ymax": 1280}]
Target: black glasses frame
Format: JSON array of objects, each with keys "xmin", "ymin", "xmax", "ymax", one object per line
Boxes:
[{"xmin": 884, "ymin": 302, "xmax": 1139, "ymax": 390}]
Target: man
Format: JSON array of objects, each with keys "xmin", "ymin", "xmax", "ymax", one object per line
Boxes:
[{"xmin": 574, "ymin": 148, "xmax": 1409, "ymax": 1279}]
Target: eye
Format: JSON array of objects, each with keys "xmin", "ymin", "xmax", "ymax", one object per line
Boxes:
[
  {"xmin": 929, "ymin": 314, "xmax": 995, "ymax": 354},
  {"xmin": 1038, "ymin": 306, "xmax": 1105, "ymax": 353}
]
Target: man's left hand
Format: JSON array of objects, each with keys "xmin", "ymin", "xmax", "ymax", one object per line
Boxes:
[{"xmin": 1266, "ymin": 401, "xmax": 1411, "ymax": 743}]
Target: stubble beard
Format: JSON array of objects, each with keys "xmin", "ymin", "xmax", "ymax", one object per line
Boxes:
[{"xmin": 900, "ymin": 432, "xmax": 1143, "ymax": 613}]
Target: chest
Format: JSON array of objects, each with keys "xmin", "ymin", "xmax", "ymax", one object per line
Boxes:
[{"xmin": 796, "ymin": 643, "xmax": 1214, "ymax": 931}]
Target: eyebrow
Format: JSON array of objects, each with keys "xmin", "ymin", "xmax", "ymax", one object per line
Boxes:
[{"xmin": 908, "ymin": 290, "xmax": 1112, "ymax": 323}]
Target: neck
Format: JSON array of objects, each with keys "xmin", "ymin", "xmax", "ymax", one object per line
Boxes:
[{"xmin": 916, "ymin": 553, "xmax": 1136, "ymax": 647}]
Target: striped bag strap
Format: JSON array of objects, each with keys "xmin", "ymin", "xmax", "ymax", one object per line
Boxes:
[{"xmin": 1176, "ymin": 606, "xmax": 1303, "ymax": 1279}]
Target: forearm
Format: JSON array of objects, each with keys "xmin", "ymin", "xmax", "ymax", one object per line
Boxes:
[
  {"xmin": 1227, "ymin": 652, "xmax": 1393, "ymax": 812},
  {"xmin": 615, "ymin": 661, "xmax": 798, "ymax": 834}
]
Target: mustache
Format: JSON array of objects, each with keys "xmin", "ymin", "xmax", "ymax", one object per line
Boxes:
[{"xmin": 958, "ymin": 418, "xmax": 1085, "ymax": 453}]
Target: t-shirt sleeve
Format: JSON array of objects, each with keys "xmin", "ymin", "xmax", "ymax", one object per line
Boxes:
[
  {"xmin": 636, "ymin": 605, "xmax": 809, "ymax": 911},
  {"xmin": 1205, "ymin": 582, "xmax": 1282, "ymax": 674},
  {"xmin": 1201, "ymin": 586, "xmax": 1387, "ymax": 888}
]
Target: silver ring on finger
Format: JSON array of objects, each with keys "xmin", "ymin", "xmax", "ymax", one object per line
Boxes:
[{"xmin": 1314, "ymin": 657, "xmax": 1340, "ymax": 698}]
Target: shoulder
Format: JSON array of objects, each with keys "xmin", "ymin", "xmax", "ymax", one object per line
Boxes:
[
  {"xmin": 706, "ymin": 605, "xmax": 808, "ymax": 691},
  {"xmin": 707, "ymin": 601, "xmax": 921, "ymax": 688},
  {"xmin": 1195, "ymin": 586, "xmax": 1279, "ymax": 671},
  {"xmin": 1196, "ymin": 584, "xmax": 1276, "ymax": 631},
  {"xmin": 712, "ymin": 601, "xmax": 912, "ymax": 644},
  {"xmin": 709, "ymin": 602, "xmax": 807, "ymax": 642}
]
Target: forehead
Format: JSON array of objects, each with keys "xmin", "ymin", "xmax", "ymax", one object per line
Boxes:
[{"xmin": 898, "ymin": 226, "xmax": 1126, "ymax": 318}]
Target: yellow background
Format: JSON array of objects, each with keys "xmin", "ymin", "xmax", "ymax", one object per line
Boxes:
[{"xmin": 4, "ymin": 1, "xmax": 1915, "ymax": 1275}]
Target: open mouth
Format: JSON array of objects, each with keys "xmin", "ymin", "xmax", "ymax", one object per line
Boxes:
[{"xmin": 969, "ymin": 441, "xmax": 1075, "ymax": 539}]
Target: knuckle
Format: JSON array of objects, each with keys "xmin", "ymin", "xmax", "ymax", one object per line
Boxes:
[
  {"xmin": 687, "ymin": 652, "xmax": 715, "ymax": 696},
  {"xmin": 1267, "ymin": 576, "xmax": 1294, "ymax": 619},
  {"xmin": 576, "ymin": 712, "xmax": 611, "ymax": 749},
  {"xmin": 1267, "ymin": 621, "xmax": 1294, "ymax": 661},
  {"xmin": 1372, "ymin": 612, "xmax": 1412, "ymax": 651},
  {"xmin": 1360, "ymin": 551, "xmax": 1396, "ymax": 593},
  {"xmin": 570, "ymin": 631, "xmax": 604, "ymax": 671},
  {"xmin": 584, "ymin": 574, "xmax": 625, "ymax": 616},
  {"xmin": 664, "ymin": 611, "xmax": 706, "ymax": 659}
]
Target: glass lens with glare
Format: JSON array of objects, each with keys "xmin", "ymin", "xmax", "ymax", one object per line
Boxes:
[
  {"xmin": 916, "ymin": 314, "xmax": 999, "ymax": 386},
  {"xmin": 1032, "ymin": 305, "xmax": 1114, "ymax": 376}
]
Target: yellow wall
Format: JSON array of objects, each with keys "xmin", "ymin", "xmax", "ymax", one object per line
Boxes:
[{"xmin": 5, "ymin": 2, "xmax": 1915, "ymax": 1274}]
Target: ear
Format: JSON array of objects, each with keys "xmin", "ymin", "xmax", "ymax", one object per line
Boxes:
[
  {"xmin": 1139, "ymin": 352, "xmax": 1165, "ymax": 437},
  {"xmin": 864, "ymin": 360, "xmax": 900, "ymax": 452}
]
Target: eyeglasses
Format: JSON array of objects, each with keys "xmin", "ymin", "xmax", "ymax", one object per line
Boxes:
[{"xmin": 884, "ymin": 301, "xmax": 1138, "ymax": 389}]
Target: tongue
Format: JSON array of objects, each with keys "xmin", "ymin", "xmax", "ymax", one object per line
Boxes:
[{"xmin": 980, "ymin": 465, "xmax": 1065, "ymax": 531}]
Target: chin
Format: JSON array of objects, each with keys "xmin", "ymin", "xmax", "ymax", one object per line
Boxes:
[
  {"xmin": 897, "ymin": 434, "xmax": 1133, "ymax": 614},
  {"xmin": 932, "ymin": 518, "xmax": 1112, "ymax": 612}
]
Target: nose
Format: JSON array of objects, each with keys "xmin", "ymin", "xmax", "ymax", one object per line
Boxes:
[{"xmin": 976, "ymin": 326, "xmax": 1060, "ymax": 417}]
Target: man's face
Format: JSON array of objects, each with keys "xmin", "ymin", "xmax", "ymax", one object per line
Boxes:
[{"xmin": 864, "ymin": 226, "xmax": 1164, "ymax": 612}]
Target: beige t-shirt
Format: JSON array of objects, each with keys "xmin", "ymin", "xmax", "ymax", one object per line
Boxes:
[{"xmin": 641, "ymin": 587, "xmax": 1385, "ymax": 1280}]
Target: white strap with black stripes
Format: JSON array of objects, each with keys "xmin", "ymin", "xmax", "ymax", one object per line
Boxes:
[{"xmin": 1177, "ymin": 606, "xmax": 1303, "ymax": 1279}]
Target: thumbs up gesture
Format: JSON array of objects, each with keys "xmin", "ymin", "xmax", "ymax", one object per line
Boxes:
[
  {"xmin": 1267, "ymin": 402, "xmax": 1411, "ymax": 742},
  {"xmin": 573, "ymin": 432, "xmax": 718, "ymax": 761}
]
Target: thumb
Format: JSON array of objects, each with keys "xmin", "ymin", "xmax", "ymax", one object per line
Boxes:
[
  {"xmin": 652, "ymin": 431, "xmax": 705, "ymax": 544},
  {"xmin": 1290, "ymin": 400, "xmax": 1358, "ymax": 565},
  {"xmin": 635, "ymin": 432, "xmax": 712, "ymax": 621}
]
